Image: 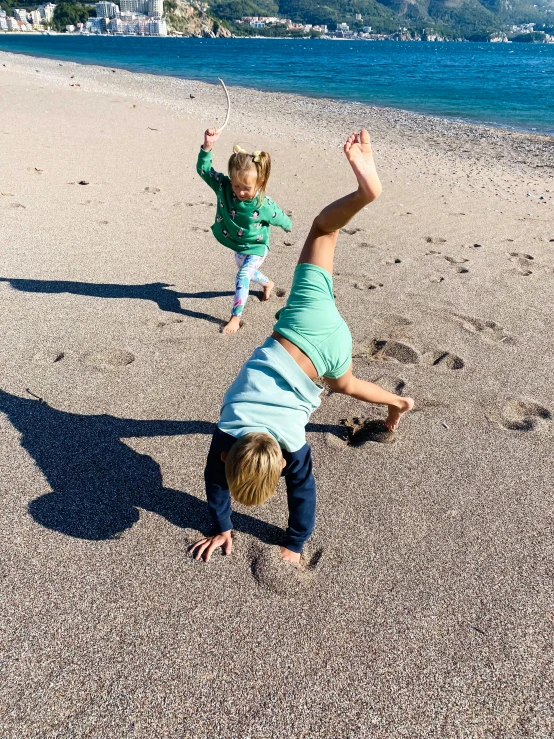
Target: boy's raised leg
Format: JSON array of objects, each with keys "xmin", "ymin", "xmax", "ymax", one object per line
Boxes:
[{"xmin": 298, "ymin": 130, "xmax": 382, "ymax": 275}]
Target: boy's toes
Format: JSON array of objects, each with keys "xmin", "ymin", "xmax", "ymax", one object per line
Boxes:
[{"xmin": 359, "ymin": 129, "xmax": 371, "ymax": 144}]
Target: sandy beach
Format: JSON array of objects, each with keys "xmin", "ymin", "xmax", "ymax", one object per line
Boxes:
[{"xmin": 1, "ymin": 50, "xmax": 554, "ymax": 738}]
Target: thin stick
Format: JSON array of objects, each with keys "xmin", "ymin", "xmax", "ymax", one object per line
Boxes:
[{"xmin": 216, "ymin": 78, "xmax": 231, "ymax": 133}]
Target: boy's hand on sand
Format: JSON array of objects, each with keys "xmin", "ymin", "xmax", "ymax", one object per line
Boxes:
[
  {"xmin": 280, "ymin": 547, "xmax": 301, "ymax": 564},
  {"xmin": 190, "ymin": 531, "xmax": 232, "ymax": 562},
  {"xmin": 203, "ymin": 127, "xmax": 220, "ymax": 151}
]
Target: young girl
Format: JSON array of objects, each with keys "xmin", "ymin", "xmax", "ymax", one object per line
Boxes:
[{"xmin": 196, "ymin": 127, "xmax": 292, "ymax": 334}]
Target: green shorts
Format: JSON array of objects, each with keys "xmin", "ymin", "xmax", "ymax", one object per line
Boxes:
[{"xmin": 274, "ymin": 263, "xmax": 352, "ymax": 379}]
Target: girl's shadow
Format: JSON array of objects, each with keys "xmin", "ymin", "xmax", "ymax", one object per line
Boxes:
[{"xmin": 0, "ymin": 277, "xmax": 234, "ymax": 326}]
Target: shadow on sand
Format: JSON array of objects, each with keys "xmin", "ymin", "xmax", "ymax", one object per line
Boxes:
[
  {"xmin": 0, "ymin": 389, "xmax": 343, "ymax": 545},
  {"xmin": 0, "ymin": 277, "xmax": 235, "ymax": 326}
]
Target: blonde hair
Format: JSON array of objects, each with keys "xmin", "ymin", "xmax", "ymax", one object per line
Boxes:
[
  {"xmin": 225, "ymin": 432, "xmax": 282, "ymax": 506},
  {"xmin": 228, "ymin": 148, "xmax": 271, "ymax": 205}
]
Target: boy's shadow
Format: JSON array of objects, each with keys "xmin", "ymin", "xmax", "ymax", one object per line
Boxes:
[
  {"xmin": 0, "ymin": 389, "xmax": 282, "ymax": 544},
  {"xmin": 0, "ymin": 277, "xmax": 235, "ymax": 326},
  {"xmin": 0, "ymin": 389, "xmax": 345, "ymax": 546}
]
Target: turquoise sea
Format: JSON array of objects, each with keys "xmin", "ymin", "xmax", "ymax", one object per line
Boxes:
[{"xmin": 1, "ymin": 35, "xmax": 553, "ymax": 135}]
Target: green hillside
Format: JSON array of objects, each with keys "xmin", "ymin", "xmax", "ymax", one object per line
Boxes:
[{"xmin": 211, "ymin": 0, "xmax": 554, "ymax": 37}]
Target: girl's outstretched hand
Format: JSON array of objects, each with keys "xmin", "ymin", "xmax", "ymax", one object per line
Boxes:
[{"xmin": 203, "ymin": 127, "xmax": 220, "ymax": 151}]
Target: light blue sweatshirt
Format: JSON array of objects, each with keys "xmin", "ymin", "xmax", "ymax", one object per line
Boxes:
[{"xmin": 218, "ymin": 337, "xmax": 322, "ymax": 453}]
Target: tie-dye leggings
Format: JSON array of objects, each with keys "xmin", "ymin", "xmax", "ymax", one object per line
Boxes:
[{"xmin": 232, "ymin": 249, "xmax": 269, "ymax": 317}]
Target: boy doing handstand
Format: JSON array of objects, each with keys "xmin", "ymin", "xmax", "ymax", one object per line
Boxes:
[{"xmin": 191, "ymin": 131, "xmax": 414, "ymax": 564}]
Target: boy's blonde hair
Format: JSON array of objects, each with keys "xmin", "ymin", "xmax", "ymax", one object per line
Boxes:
[
  {"xmin": 228, "ymin": 148, "xmax": 271, "ymax": 205},
  {"xmin": 225, "ymin": 432, "xmax": 282, "ymax": 506}
]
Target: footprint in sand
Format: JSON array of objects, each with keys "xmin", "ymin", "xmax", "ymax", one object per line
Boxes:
[
  {"xmin": 425, "ymin": 236, "xmax": 446, "ymax": 244},
  {"xmin": 32, "ymin": 350, "xmax": 65, "ymax": 364},
  {"xmin": 275, "ymin": 287, "xmax": 287, "ymax": 298},
  {"xmin": 508, "ymin": 252, "xmax": 534, "ymax": 276},
  {"xmin": 250, "ymin": 545, "xmax": 324, "ymax": 596},
  {"xmin": 456, "ymin": 315, "xmax": 514, "ymax": 344},
  {"xmin": 155, "ymin": 317, "xmax": 184, "ymax": 328},
  {"xmin": 444, "ymin": 256, "xmax": 469, "ymax": 265},
  {"xmin": 354, "ymin": 281, "xmax": 383, "ymax": 291},
  {"xmin": 143, "ymin": 187, "xmax": 160, "ymax": 194},
  {"xmin": 428, "ymin": 351, "xmax": 465, "ymax": 370},
  {"xmin": 373, "ymin": 375, "xmax": 407, "ymax": 395},
  {"xmin": 509, "ymin": 252, "xmax": 534, "ymax": 261},
  {"xmin": 8, "ymin": 202, "xmax": 26, "ymax": 209},
  {"xmin": 369, "ymin": 340, "xmax": 420, "ymax": 365},
  {"xmin": 340, "ymin": 417, "xmax": 396, "ymax": 446},
  {"xmin": 340, "ymin": 227, "xmax": 361, "ymax": 236},
  {"xmin": 499, "ymin": 399, "xmax": 551, "ymax": 432},
  {"xmin": 359, "ymin": 242, "xmax": 376, "ymax": 249},
  {"xmin": 80, "ymin": 349, "xmax": 135, "ymax": 368},
  {"xmin": 369, "ymin": 340, "xmax": 465, "ymax": 370}
]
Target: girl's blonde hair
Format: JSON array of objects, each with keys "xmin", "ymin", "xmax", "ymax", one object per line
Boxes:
[
  {"xmin": 225, "ymin": 432, "xmax": 282, "ymax": 507},
  {"xmin": 228, "ymin": 147, "xmax": 271, "ymax": 205}
]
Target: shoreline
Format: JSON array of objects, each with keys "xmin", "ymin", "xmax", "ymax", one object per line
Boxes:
[{"xmin": 1, "ymin": 44, "xmax": 554, "ymax": 144}]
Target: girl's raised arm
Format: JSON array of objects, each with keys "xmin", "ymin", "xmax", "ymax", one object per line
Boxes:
[{"xmin": 196, "ymin": 127, "xmax": 225, "ymax": 192}]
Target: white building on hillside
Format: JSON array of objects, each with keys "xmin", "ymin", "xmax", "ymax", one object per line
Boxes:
[
  {"xmin": 38, "ymin": 3, "xmax": 57, "ymax": 22},
  {"xmin": 149, "ymin": 17, "xmax": 167, "ymax": 34},
  {"xmin": 120, "ymin": 0, "xmax": 149, "ymax": 13},
  {"xmin": 95, "ymin": 1, "xmax": 119, "ymax": 18},
  {"xmin": 14, "ymin": 9, "xmax": 29, "ymax": 22},
  {"xmin": 148, "ymin": 0, "xmax": 163, "ymax": 17}
]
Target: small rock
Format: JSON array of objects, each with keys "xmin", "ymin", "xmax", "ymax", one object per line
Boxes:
[
  {"xmin": 190, "ymin": 94, "xmax": 195, "ymax": 99},
  {"xmin": 78, "ymin": 180, "xmax": 89, "ymax": 186}
]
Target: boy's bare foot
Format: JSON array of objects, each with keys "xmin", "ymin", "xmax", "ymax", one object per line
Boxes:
[
  {"xmin": 262, "ymin": 279, "xmax": 274, "ymax": 301},
  {"xmin": 344, "ymin": 130, "xmax": 382, "ymax": 203},
  {"xmin": 280, "ymin": 546, "xmax": 301, "ymax": 564},
  {"xmin": 385, "ymin": 396, "xmax": 414, "ymax": 431},
  {"xmin": 222, "ymin": 316, "xmax": 241, "ymax": 334}
]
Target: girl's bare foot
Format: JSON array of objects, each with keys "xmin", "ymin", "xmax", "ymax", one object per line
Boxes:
[
  {"xmin": 344, "ymin": 130, "xmax": 382, "ymax": 202},
  {"xmin": 262, "ymin": 279, "xmax": 274, "ymax": 301},
  {"xmin": 222, "ymin": 316, "xmax": 241, "ymax": 334},
  {"xmin": 385, "ymin": 397, "xmax": 415, "ymax": 431}
]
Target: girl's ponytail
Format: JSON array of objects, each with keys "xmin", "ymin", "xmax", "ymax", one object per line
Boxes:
[{"xmin": 253, "ymin": 151, "xmax": 271, "ymax": 205}]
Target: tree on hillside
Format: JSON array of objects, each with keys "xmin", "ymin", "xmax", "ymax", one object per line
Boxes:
[{"xmin": 53, "ymin": 0, "xmax": 90, "ymax": 30}]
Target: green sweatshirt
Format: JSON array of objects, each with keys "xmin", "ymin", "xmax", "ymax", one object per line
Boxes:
[{"xmin": 196, "ymin": 148, "xmax": 292, "ymax": 256}]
